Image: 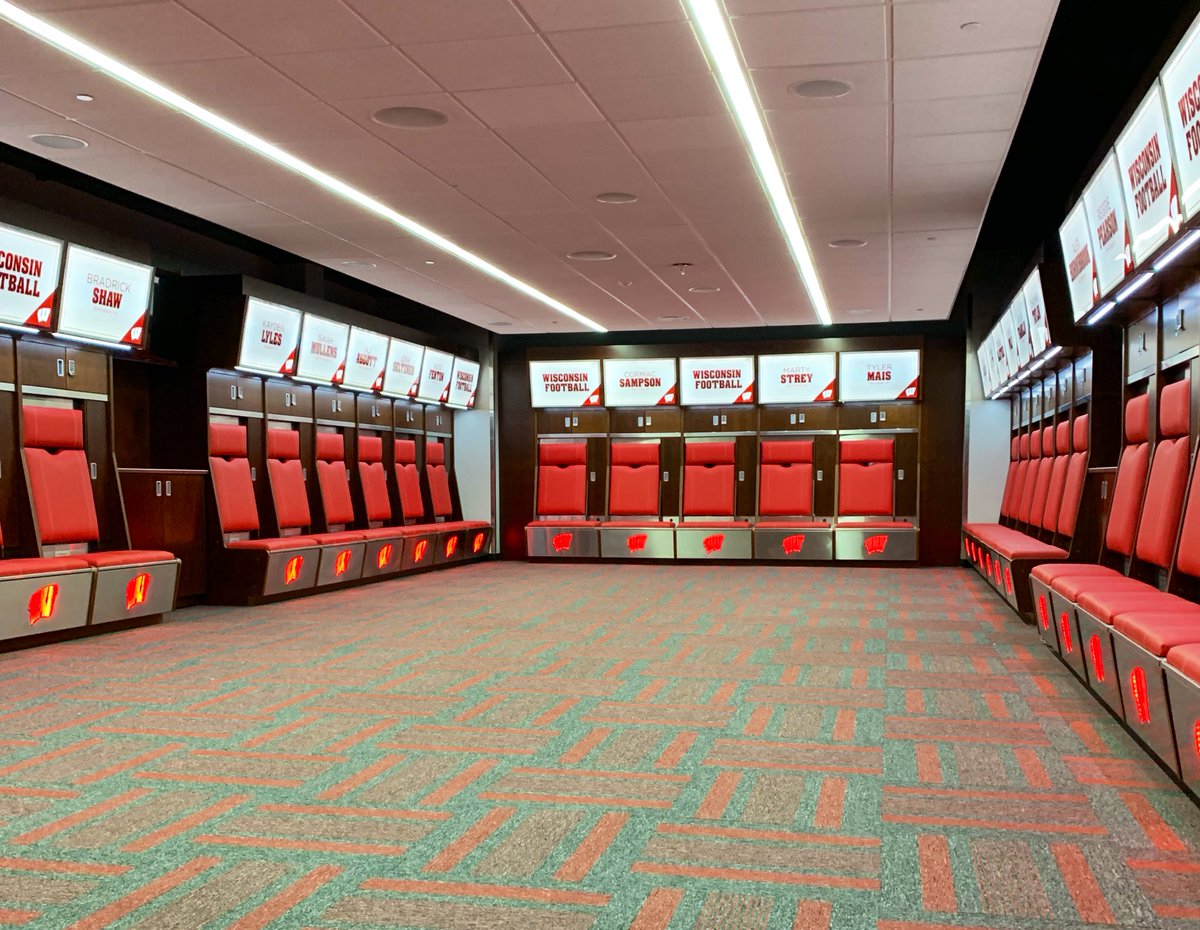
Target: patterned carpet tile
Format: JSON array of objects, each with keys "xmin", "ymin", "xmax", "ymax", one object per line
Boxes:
[{"xmin": 0, "ymin": 563, "xmax": 1195, "ymax": 928}]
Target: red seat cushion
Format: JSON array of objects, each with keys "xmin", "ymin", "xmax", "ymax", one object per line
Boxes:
[
  {"xmin": 1166, "ymin": 642, "xmax": 1200, "ymax": 681},
  {"xmin": 1032, "ymin": 563, "xmax": 1118, "ymax": 585},
  {"xmin": 528, "ymin": 520, "xmax": 600, "ymax": 527},
  {"xmin": 433, "ymin": 521, "xmax": 489, "ymax": 532},
  {"xmin": 759, "ymin": 440, "xmax": 814, "ymax": 516},
  {"xmin": 602, "ymin": 521, "xmax": 675, "ymax": 528},
  {"xmin": 756, "ymin": 520, "xmax": 830, "ymax": 528},
  {"xmin": 1114, "ymin": 612, "xmax": 1200, "ymax": 655},
  {"xmin": 0, "ymin": 557, "xmax": 90, "ymax": 577},
  {"xmin": 838, "ymin": 439, "xmax": 895, "ymax": 517},
  {"xmin": 394, "ymin": 440, "xmax": 427, "ymax": 521},
  {"xmin": 679, "ymin": 520, "xmax": 749, "ymax": 528},
  {"xmin": 836, "ymin": 520, "xmax": 913, "ymax": 528},
  {"xmin": 426, "ymin": 441, "xmax": 454, "ymax": 518},
  {"xmin": 1050, "ymin": 572, "xmax": 1135, "ymax": 600},
  {"xmin": 310, "ymin": 532, "xmax": 366, "ymax": 546},
  {"xmin": 80, "ymin": 550, "xmax": 174, "ymax": 568},
  {"xmin": 537, "ymin": 442, "xmax": 589, "ymax": 517},
  {"xmin": 1076, "ymin": 588, "xmax": 1192, "ymax": 624},
  {"xmin": 609, "ymin": 442, "xmax": 661, "ymax": 517},
  {"xmin": 227, "ymin": 537, "xmax": 318, "ymax": 552},
  {"xmin": 966, "ymin": 525, "xmax": 1064, "ymax": 560}
]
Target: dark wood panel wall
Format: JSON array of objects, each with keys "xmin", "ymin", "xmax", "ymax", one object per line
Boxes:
[{"xmin": 496, "ymin": 330, "xmax": 966, "ymax": 567}]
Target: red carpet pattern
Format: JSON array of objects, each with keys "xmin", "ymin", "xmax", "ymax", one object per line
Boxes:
[{"xmin": 0, "ymin": 563, "xmax": 1197, "ymax": 929}]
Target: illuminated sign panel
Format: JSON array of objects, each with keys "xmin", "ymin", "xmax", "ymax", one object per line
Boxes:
[
  {"xmin": 417, "ymin": 349, "xmax": 454, "ymax": 404},
  {"xmin": 679, "ymin": 356, "xmax": 755, "ymax": 405},
  {"xmin": 341, "ymin": 327, "xmax": 389, "ymax": 392},
  {"xmin": 528, "ymin": 359, "xmax": 602, "ymax": 408},
  {"xmin": 295, "ymin": 314, "xmax": 350, "ymax": 385},
  {"xmin": 757, "ymin": 353, "xmax": 837, "ymax": 403},
  {"xmin": 57, "ymin": 245, "xmax": 154, "ymax": 347},
  {"xmin": 602, "ymin": 358, "xmax": 677, "ymax": 407},
  {"xmin": 382, "ymin": 338, "xmax": 424, "ymax": 400},
  {"xmin": 1115, "ymin": 85, "xmax": 1182, "ymax": 265},
  {"xmin": 1082, "ymin": 154, "xmax": 1134, "ymax": 296},
  {"xmin": 238, "ymin": 297, "xmax": 302, "ymax": 376},
  {"xmin": 838, "ymin": 350, "xmax": 920, "ymax": 402},
  {"xmin": 0, "ymin": 222, "xmax": 62, "ymax": 330}
]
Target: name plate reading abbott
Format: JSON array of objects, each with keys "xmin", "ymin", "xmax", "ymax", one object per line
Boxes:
[
  {"xmin": 0, "ymin": 222, "xmax": 62, "ymax": 330},
  {"xmin": 341, "ymin": 326, "xmax": 389, "ymax": 392},
  {"xmin": 528, "ymin": 359, "xmax": 602, "ymax": 407},
  {"xmin": 679, "ymin": 356, "xmax": 755, "ymax": 405},
  {"xmin": 838, "ymin": 350, "xmax": 920, "ymax": 402},
  {"xmin": 602, "ymin": 357, "xmax": 677, "ymax": 407},
  {"xmin": 757, "ymin": 352, "xmax": 837, "ymax": 403}
]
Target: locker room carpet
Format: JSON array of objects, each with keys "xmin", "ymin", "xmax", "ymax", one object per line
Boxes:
[{"xmin": 0, "ymin": 563, "xmax": 1198, "ymax": 930}]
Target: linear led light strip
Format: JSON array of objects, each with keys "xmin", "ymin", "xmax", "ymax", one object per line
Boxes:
[
  {"xmin": 0, "ymin": 1, "xmax": 608, "ymax": 334},
  {"xmin": 683, "ymin": 0, "xmax": 833, "ymax": 326}
]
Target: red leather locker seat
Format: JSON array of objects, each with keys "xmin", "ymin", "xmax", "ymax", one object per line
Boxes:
[
  {"xmin": 1167, "ymin": 643, "xmax": 1200, "ymax": 681},
  {"xmin": 425, "ymin": 440, "xmax": 489, "ymax": 531},
  {"xmin": 1015, "ymin": 429, "xmax": 1044, "ymax": 525},
  {"xmin": 1115, "ymin": 612, "xmax": 1200, "ymax": 656},
  {"xmin": 535, "ymin": 442, "xmax": 592, "ymax": 519},
  {"xmin": 837, "ymin": 438, "xmax": 905, "ymax": 522},
  {"xmin": 999, "ymin": 436, "xmax": 1021, "ymax": 519},
  {"xmin": 266, "ymin": 428, "xmax": 365, "ymax": 546},
  {"xmin": 358, "ymin": 435, "xmax": 392, "ymax": 524},
  {"xmin": 0, "ymin": 556, "xmax": 89, "ymax": 577},
  {"xmin": 683, "ymin": 441, "xmax": 742, "ymax": 519},
  {"xmin": 315, "ymin": 431, "xmax": 358, "ymax": 528},
  {"xmin": 757, "ymin": 521, "xmax": 829, "ymax": 529},
  {"xmin": 606, "ymin": 442, "xmax": 665, "ymax": 519},
  {"xmin": 759, "ymin": 440, "xmax": 815, "ymax": 518},
  {"xmin": 393, "ymin": 439, "xmax": 428, "ymax": 521}
]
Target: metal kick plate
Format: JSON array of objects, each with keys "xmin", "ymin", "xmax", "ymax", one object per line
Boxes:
[
  {"xmin": 753, "ymin": 528, "xmax": 834, "ymax": 561},
  {"xmin": 833, "ymin": 528, "xmax": 918, "ymax": 561},
  {"xmin": 526, "ymin": 526, "xmax": 601, "ymax": 558}
]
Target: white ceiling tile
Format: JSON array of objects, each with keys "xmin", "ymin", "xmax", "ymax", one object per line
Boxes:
[
  {"xmin": 894, "ymin": 93, "xmax": 1022, "ymax": 135},
  {"xmin": 893, "ymin": 159, "xmax": 1001, "ymax": 194},
  {"xmin": 517, "ymin": 0, "xmax": 684, "ymax": 31},
  {"xmin": 502, "ymin": 121, "xmax": 633, "ymax": 165},
  {"xmin": 825, "ymin": 272, "xmax": 887, "ymax": 311},
  {"xmin": 618, "ymin": 114, "xmax": 742, "ymax": 155},
  {"xmin": 222, "ymin": 103, "xmax": 363, "ymax": 146},
  {"xmin": 179, "ymin": 0, "xmax": 387, "ymax": 54},
  {"xmin": 893, "ymin": 131, "xmax": 1010, "ymax": 165},
  {"xmin": 402, "ymin": 35, "xmax": 571, "ymax": 91},
  {"xmin": 586, "ymin": 72, "xmax": 728, "ymax": 123},
  {"xmin": 768, "ymin": 104, "xmax": 888, "ymax": 144},
  {"xmin": 153, "ymin": 57, "xmax": 316, "ymax": 108},
  {"xmin": 264, "ymin": 46, "xmax": 437, "ymax": 100},
  {"xmin": 728, "ymin": 0, "xmax": 881, "ymax": 10},
  {"xmin": 894, "ymin": 48, "xmax": 1040, "ymax": 101},
  {"xmin": 894, "ymin": 0, "xmax": 1056, "ymax": 60},
  {"xmin": 459, "ymin": 83, "xmax": 603, "ymax": 128},
  {"xmin": 347, "ymin": 0, "xmax": 530, "ymax": 43},
  {"xmin": 892, "ymin": 228, "xmax": 977, "ymax": 250},
  {"xmin": 547, "ymin": 21, "xmax": 709, "ymax": 82},
  {"xmin": 0, "ymin": 20, "xmax": 105, "ymax": 75},
  {"xmin": 733, "ymin": 6, "xmax": 887, "ymax": 68},
  {"xmin": 438, "ymin": 162, "xmax": 575, "ymax": 215},
  {"xmin": 45, "ymin": 1, "xmax": 247, "ymax": 63},
  {"xmin": 0, "ymin": 89, "xmax": 57, "ymax": 123}
]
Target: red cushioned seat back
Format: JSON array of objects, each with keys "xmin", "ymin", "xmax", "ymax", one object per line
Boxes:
[
  {"xmin": 1134, "ymin": 380, "xmax": 1191, "ymax": 568},
  {"xmin": 357, "ymin": 435, "xmax": 393, "ymax": 524},
  {"xmin": 22, "ymin": 406, "xmax": 100, "ymax": 546},
  {"xmin": 999, "ymin": 436, "xmax": 1021, "ymax": 519},
  {"xmin": 1016, "ymin": 428, "xmax": 1045, "ymax": 524},
  {"xmin": 1175, "ymin": 440, "xmax": 1200, "ymax": 578},
  {"xmin": 759, "ymin": 440, "xmax": 814, "ymax": 517},
  {"xmin": 1040, "ymin": 421, "xmax": 1073, "ymax": 533},
  {"xmin": 394, "ymin": 439, "xmax": 426, "ymax": 521},
  {"xmin": 683, "ymin": 441, "xmax": 736, "ymax": 517},
  {"xmin": 1104, "ymin": 394, "xmax": 1152, "ymax": 557},
  {"xmin": 537, "ymin": 442, "xmax": 588, "ymax": 517},
  {"xmin": 1008, "ymin": 433, "xmax": 1033, "ymax": 520},
  {"xmin": 1026, "ymin": 427, "xmax": 1057, "ymax": 527},
  {"xmin": 1059, "ymin": 415, "xmax": 1090, "ymax": 538},
  {"xmin": 209, "ymin": 422, "xmax": 261, "ymax": 534},
  {"xmin": 609, "ymin": 442, "xmax": 661, "ymax": 516},
  {"xmin": 315, "ymin": 431, "xmax": 355, "ymax": 527},
  {"xmin": 838, "ymin": 438, "xmax": 894, "ymax": 517},
  {"xmin": 266, "ymin": 428, "xmax": 311, "ymax": 532},
  {"xmin": 425, "ymin": 440, "xmax": 453, "ymax": 518}
]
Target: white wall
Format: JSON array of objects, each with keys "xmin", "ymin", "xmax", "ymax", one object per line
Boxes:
[
  {"xmin": 454, "ymin": 408, "xmax": 494, "ymax": 525},
  {"xmin": 965, "ymin": 401, "xmax": 1011, "ymax": 523}
]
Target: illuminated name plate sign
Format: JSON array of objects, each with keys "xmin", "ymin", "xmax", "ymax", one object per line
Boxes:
[
  {"xmin": 1115, "ymin": 84, "xmax": 1182, "ymax": 265},
  {"xmin": 341, "ymin": 326, "xmax": 389, "ymax": 392},
  {"xmin": 1059, "ymin": 199, "xmax": 1097, "ymax": 321},
  {"xmin": 238, "ymin": 297, "xmax": 302, "ymax": 376},
  {"xmin": 679, "ymin": 356, "xmax": 755, "ymax": 405},
  {"xmin": 295, "ymin": 314, "xmax": 350, "ymax": 385},
  {"xmin": 57, "ymin": 245, "xmax": 154, "ymax": 347},
  {"xmin": 418, "ymin": 348, "xmax": 454, "ymax": 404},
  {"xmin": 382, "ymin": 338, "xmax": 424, "ymax": 400},
  {"xmin": 528, "ymin": 359, "xmax": 602, "ymax": 408},
  {"xmin": 757, "ymin": 352, "xmax": 837, "ymax": 404},
  {"xmin": 838, "ymin": 350, "xmax": 920, "ymax": 402},
  {"xmin": 1163, "ymin": 13, "xmax": 1200, "ymax": 219},
  {"xmin": 447, "ymin": 357, "xmax": 480, "ymax": 409},
  {"xmin": 602, "ymin": 358, "xmax": 677, "ymax": 407},
  {"xmin": 0, "ymin": 222, "xmax": 62, "ymax": 330}
]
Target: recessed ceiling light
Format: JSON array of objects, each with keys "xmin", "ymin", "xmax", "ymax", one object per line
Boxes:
[
  {"xmin": 915, "ymin": 307, "xmax": 926, "ymax": 313},
  {"xmin": 0, "ymin": 1, "xmax": 606, "ymax": 333},
  {"xmin": 828, "ymin": 238, "xmax": 867, "ymax": 249},
  {"xmin": 657, "ymin": 315, "xmax": 691, "ymax": 322},
  {"xmin": 789, "ymin": 78, "xmax": 853, "ymax": 99},
  {"xmin": 338, "ymin": 260, "xmax": 377, "ymax": 268},
  {"xmin": 926, "ymin": 236, "xmax": 937, "ymax": 241},
  {"xmin": 595, "ymin": 192, "xmax": 639, "ymax": 204},
  {"xmin": 489, "ymin": 321, "xmax": 514, "ymax": 327},
  {"xmin": 847, "ymin": 308, "xmax": 874, "ymax": 315},
  {"xmin": 371, "ymin": 106, "xmax": 449, "ymax": 129},
  {"xmin": 74, "ymin": 93, "xmax": 93, "ymax": 102},
  {"xmin": 685, "ymin": 0, "xmax": 833, "ymax": 325},
  {"xmin": 30, "ymin": 132, "xmax": 86, "ymax": 150},
  {"xmin": 567, "ymin": 250, "xmax": 617, "ymax": 262},
  {"xmin": 424, "ymin": 260, "xmax": 436, "ymax": 265},
  {"xmin": 960, "ymin": 21, "xmax": 981, "ymax": 30},
  {"xmin": 688, "ymin": 286, "xmax": 721, "ymax": 294}
]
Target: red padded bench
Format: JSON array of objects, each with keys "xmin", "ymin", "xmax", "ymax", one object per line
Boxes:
[
  {"xmin": 23, "ymin": 405, "xmax": 178, "ymax": 624},
  {"xmin": 754, "ymin": 439, "xmax": 832, "ymax": 560},
  {"xmin": 425, "ymin": 440, "xmax": 491, "ymax": 563},
  {"xmin": 834, "ymin": 438, "xmax": 916, "ymax": 560},
  {"xmin": 315, "ymin": 431, "xmax": 404, "ymax": 578},
  {"xmin": 392, "ymin": 438, "xmax": 441, "ymax": 570},
  {"xmin": 0, "ymin": 521, "xmax": 92, "ymax": 639},
  {"xmin": 677, "ymin": 440, "xmax": 750, "ymax": 559},
  {"xmin": 600, "ymin": 441, "xmax": 674, "ymax": 558},
  {"xmin": 526, "ymin": 441, "xmax": 599, "ymax": 558},
  {"xmin": 1164, "ymin": 643, "xmax": 1200, "ymax": 797},
  {"xmin": 208, "ymin": 422, "xmax": 320, "ymax": 601}
]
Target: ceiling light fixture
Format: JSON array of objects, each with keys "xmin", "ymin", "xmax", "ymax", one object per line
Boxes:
[
  {"xmin": 656, "ymin": 315, "xmax": 692, "ymax": 322},
  {"xmin": 74, "ymin": 93, "xmax": 93, "ymax": 102},
  {"xmin": 1114, "ymin": 271, "xmax": 1153, "ymax": 303},
  {"xmin": 30, "ymin": 132, "xmax": 86, "ymax": 149},
  {"xmin": 684, "ymin": 0, "xmax": 832, "ymax": 325},
  {"xmin": 567, "ymin": 250, "xmax": 617, "ymax": 262},
  {"xmin": 595, "ymin": 192, "xmax": 639, "ymax": 204},
  {"xmin": 789, "ymin": 79, "xmax": 853, "ymax": 99},
  {"xmin": 0, "ymin": 1, "xmax": 607, "ymax": 333},
  {"xmin": 1153, "ymin": 229, "xmax": 1200, "ymax": 271},
  {"xmin": 688, "ymin": 286, "xmax": 721, "ymax": 294},
  {"xmin": 338, "ymin": 260, "xmax": 377, "ymax": 269},
  {"xmin": 371, "ymin": 106, "xmax": 449, "ymax": 129},
  {"xmin": 828, "ymin": 238, "xmax": 867, "ymax": 249}
]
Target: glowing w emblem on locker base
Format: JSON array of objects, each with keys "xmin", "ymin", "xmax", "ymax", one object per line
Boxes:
[
  {"xmin": 413, "ymin": 540, "xmax": 429, "ymax": 562},
  {"xmin": 376, "ymin": 544, "xmax": 393, "ymax": 569},
  {"xmin": 284, "ymin": 556, "xmax": 304, "ymax": 585},
  {"xmin": 864, "ymin": 535, "xmax": 888, "ymax": 556},
  {"xmin": 333, "ymin": 550, "xmax": 353, "ymax": 577},
  {"xmin": 28, "ymin": 584, "xmax": 58, "ymax": 625},
  {"xmin": 125, "ymin": 573, "xmax": 151, "ymax": 610}
]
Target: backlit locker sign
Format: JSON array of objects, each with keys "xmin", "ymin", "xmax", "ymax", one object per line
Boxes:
[
  {"xmin": 757, "ymin": 352, "xmax": 836, "ymax": 403},
  {"xmin": 1161, "ymin": 11, "xmax": 1200, "ymax": 219},
  {"xmin": 1115, "ymin": 84, "xmax": 1182, "ymax": 265},
  {"xmin": 1082, "ymin": 154, "xmax": 1133, "ymax": 297},
  {"xmin": 57, "ymin": 245, "xmax": 153, "ymax": 347},
  {"xmin": 0, "ymin": 222, "xmax": 62, "ymax": 330},
  {"xmin": 1059, "ymin": 199, "xmax": 1097, "ymax": 321},
  {"xmin": 417, "ymin": 348, "xmax": 454, "ymax": 404},
  {"xmin": 1009, "ymin": 292, "xmax": 1033, "ymax": 368},
  {"xmin": 528, "ymin": 359, "xmax": 602, "ymax": 408},
  {"xmin": 838, "ymin": 350, "xmax": 920, "ymax": 402},
  {"xmin": 238, "ymin": 298, "xmax": 302, "ymax": 376},
  {"xmin": 679, "ymin": 356, "xmax": 755, "ymax": 405},
  {"xmin": 341, "ymin": 326, "xmax": 389, "ymax": 392},
  {"xmin": 999, "ymin": 308, "xmax": 1019, "ymax": 379},
  {"xmin": 382, "ymin": 338, "xmax": 423, "ymax": 399},
  {"xmin": 1022, "ymin": 269, "xmax": 1052, "ymax": 355},
  {"xmin": 602, "ymin": 357, "xmax": 677, "ymax": 407},
  {"xmin": 447, "ymin": 357, "xmax": 480, "ymax": 409},
  {"xmin": 295, "ymin": 314, "xmax": 349, "ymax": 385}
]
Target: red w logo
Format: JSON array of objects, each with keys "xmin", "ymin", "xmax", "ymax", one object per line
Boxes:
[
  {"xmin": 333, "ymin": 549, "xmax": 352, "ymax": 577},
  {"xmin": 125, "ymin": 573, "xmax": 151, "ymax": 609},
  {"xmin": 413, "ymin": 540, "xmax": 429, "ymax": 562},
  {"xmin": 626, "ymin": 534, "xmax": 648, "ymax": 553},
  {"xmin": 782, "ymin": 534, "xmax": 805, "ymax": 555},
  {"xmin": 702, "ymin": 534, "xmax": 725, "ymax": 554},
  {"xmin": 864, "ymin": 534, "xmax": 888, "ymax": 556},
  {"xmin": 28, "ymin": 584, "xmax": 58, "ymax": 625},
  {"xmin": 376, "ymin": 544, "xmax": 393, "ymax": 569},
  {"xmin": 445, "ymin": 536, "xmax": 459, "ymax": 558},
  {"xmin": 284, "ymin": 556, "xmax": 304, "ymax": 585},
  {"xmin": 552, "ymin": 532, "xmax": 573, "ymax": 553},
  {"xmin": 473, "ymin": 532, "xmax": 486, "ymax": 553}
]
